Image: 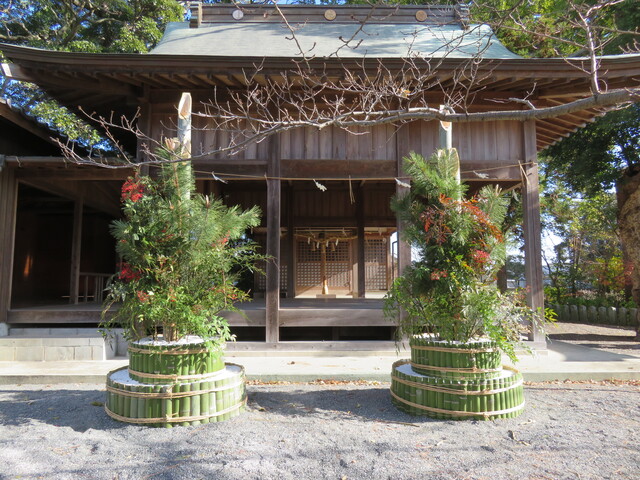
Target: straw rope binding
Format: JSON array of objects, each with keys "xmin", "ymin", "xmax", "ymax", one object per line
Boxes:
[
  {"xmin": 390, "ymin": 389, "xmax": 525, "ymax": 418},
  {"xmin": 410, "ymin": 345, "xmax": 496, "ymax": 354},
  {"xmin": 391, "ymin": 372, "xmax": 523, "ymax": 396},
  {"xmin": 104, "ymin": 397, "xmax": 246, "ymax": 424},
  {"xmin": 128, "ymin": 368, "xmax": 220, "ymax": 381},
  {"xmin": 128, "ymin": 346, "xmax": 214, "ymax": 355},
  {"xmin": 106, "ymin": 381, "xmax": 244, "ymax": 399},
  {"xmin": 409, "ymin": 361, "xmax": 502, "ymax": 373}
]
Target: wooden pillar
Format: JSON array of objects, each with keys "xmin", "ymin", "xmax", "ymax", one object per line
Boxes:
[
  {"xmin": 286, "ymin": 184, "xmax": 295, "ymax": 298},
  {"xmin": 320, "ymin": 240, "xmax": 329, "ymax": 295},
  {"xmin": 69, "ymin": 196, "xmax": 84, "ymax": 304},
  {"xmin": 395, "ymin": 125, "xmax": 411, "ymax": 275},
  {"xmin": 266, "ymin": 136, "xmax": 281, "ymax": 343},
  {"xmin": 0, "ymin": 166, "xmax": 18, "ymax": 329},
  {"xmin": 356, "ymin": 183, "xmax": 366, "ymax": 298},
  {"xmin": 521, "ymin": 120, "xmax": 546, "ymax": 344}
]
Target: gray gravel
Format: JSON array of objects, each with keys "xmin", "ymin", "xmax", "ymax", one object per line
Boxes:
[{"xmin": 1, "ymin": 381, "xmax": 639, "ymax": 480}]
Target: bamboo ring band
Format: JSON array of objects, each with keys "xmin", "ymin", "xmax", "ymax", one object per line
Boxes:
[
  {"xmin": 410, "ymin": 345, "xmax": 497, "ymax": 354},
  {"xmin": 106, "ymin": 381, "xmax": 244, "ymax": 399},
  {"xmin": 128, "ymin": 368, "xmax": 221, "ymax": 381},
  {"xmin": 409, "ymin": 361, "xmax": 502, "ymax": 374},
  {"xmin": 104, "ymin": 397, "xmax": 247, "ymax": 424},
  {"xmin": 390, "ymin": 390, "xmax": 525, "ymax": 418},
  {"xmin": 128, "ymin": 346, "xmax": 213, "ymax": 355},
  {"xmin": 391, "ymin": 373, "xmax": 523, "ymax": 396}
]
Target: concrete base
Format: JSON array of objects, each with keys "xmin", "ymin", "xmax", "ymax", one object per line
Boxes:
[
  {"xmin": 1, "ymin": 338, "xmax": 639, "ymax": 384},
  {"xmin": 0, "ymin": 327, "xmax": 122, "ymax": 362}
]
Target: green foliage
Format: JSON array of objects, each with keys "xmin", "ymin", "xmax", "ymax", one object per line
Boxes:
[
  {"xmin": 0, "ymin": 0, "xmax": 183, "ymax": 53},
  {"xmin": 102, "ymin": 153, "xmax": 263, "ymax": 347},
  {"xmin": 471, "ymin": 0, "xmax": 639, "ymax": 58},
  {"xmin": 544, "ymin": 104, "xmax": 640, "ymax": 195},
  {"xmin": 541, "ymin": 181, "xmax": 624, "ymax": 303},
  {"xmin": 384, "ymin": 150, "xmax": 540, "ymax": 361},
  {"xmin": 0, "ymin": 0, "xmax": 183, "ymax": 147}
]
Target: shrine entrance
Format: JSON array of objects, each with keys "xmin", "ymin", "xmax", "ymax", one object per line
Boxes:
[{"xmin": 293, "ymin": 228, "xmax": 393, "ymax": 297}]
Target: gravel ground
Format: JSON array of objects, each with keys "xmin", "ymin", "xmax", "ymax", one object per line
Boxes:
[
  {"xmin": 548, "ymin": 323, "xmax": 640, "ymax": 357},
  {"xmin": 1, "ymin": 380, "xmax": 639, "ymax": 480}
]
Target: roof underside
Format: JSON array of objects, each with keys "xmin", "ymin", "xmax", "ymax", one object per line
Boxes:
[{"xmin": 1, "ymin": 4, "xmax": 639, "ymax": 153}]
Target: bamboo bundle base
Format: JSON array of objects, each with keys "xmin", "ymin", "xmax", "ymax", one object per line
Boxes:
[
  {"xmin": 409, "ymin": 335, "xmax": 502, "ymax": 380},
  {"xmin": 128, "ymin": 336, "xmax": 225, "ymax": 384},
  {"xmin": 390, "ymin": 359, "xmax": 525, "ymax": 420},
  {"xmin": 105, "ymin": 363, "xmax": 246, "ymax": 427}
]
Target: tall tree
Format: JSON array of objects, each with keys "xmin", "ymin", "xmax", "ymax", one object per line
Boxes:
[{"xmin": 544, "ymin": 104, "xmax": 640, "ymax": 336}]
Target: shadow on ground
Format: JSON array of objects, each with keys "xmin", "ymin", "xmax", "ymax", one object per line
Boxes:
[{"xmin": 0, "ymin": 388, "xmax": 125, "ymax": 432}]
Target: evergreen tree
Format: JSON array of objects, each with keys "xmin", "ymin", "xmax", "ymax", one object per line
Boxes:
[{"xmin": 103, "ymin": 152, "xmax": 262, "ymax": 345}]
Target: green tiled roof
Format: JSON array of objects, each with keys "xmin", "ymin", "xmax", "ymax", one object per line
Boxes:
[{"xmin": 150, "ymin": 21, "xmax": 521, "ymax": 60}]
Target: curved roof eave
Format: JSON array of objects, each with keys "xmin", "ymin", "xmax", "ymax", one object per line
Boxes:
[{"xmin": 2, "ymin": 42, "xmax": 640, "ymax": 73}]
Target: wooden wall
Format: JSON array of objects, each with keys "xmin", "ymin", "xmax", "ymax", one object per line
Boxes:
[{"xmin": 150, "ymin": 102, "xmax": 525, "ymax": 181}]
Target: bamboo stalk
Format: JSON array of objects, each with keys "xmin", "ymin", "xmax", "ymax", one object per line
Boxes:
[
  {"xmin": 479, "ymin": 379, "xmax": 488, "ymax": 419},
  {"xmin": 180, "ymin": 382, "xmax": 191, "ymax": 427},
  {"xmin": 152, "ymin": 385, "xmax": 162, "ymax": 427},
  {"xmin": 223, "ymin": 376, "xmax": 231, "ymax": 422},
  {"xmin": 144, "ymin": 384, "xmax": 153, "ymax": 422},
  {"xmin": 497, "ymin": 377, "xmax": 505, "ymax": 419},
  {"xmin": 162, "ymin": 385, "xmax": 173, "ymax": 428},
  {"xmin": 201, "ymin": 379, "xmax": 210, "ymax": 424},
  {"xmin": 171, "ymin": 384, "xmax": 181, "ymax": 424},
  {"xmin": 215, "ymin": 377, "xmax": 224, "ymax": 423},
  {"xmin": 106, "ymin": 376, "xmax": 113, "ymax": 414},
  {"xmin": 129, "ymin": 384, "xmax": 139, "ymax": 421},
  {"xmin": 136, "ymin": 383, "xmax": 146, "ymax": 419}
]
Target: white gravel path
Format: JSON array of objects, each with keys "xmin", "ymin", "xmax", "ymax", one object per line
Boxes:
[{"xmin": 1, "ymin": 381, "xmax": 639, "ymax": 480}]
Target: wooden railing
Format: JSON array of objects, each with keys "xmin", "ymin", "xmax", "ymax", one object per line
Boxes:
[
  {"xmin": 74, "ymin": 272, "xmax": 112, "ymax": 304},
  {"xmin": 550, "ymin": 304, "xmax": 638, "ymax": 327}
]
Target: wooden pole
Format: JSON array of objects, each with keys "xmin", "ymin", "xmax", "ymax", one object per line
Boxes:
[
  {"xmin": 395, "ymin": 124, "xmax": 411, "ymax": 276},
  {"xmin": 69, "ymin": 196, "xmax": 83, "ymax": 304},
  {"xmin": 266, "ymin": 135, "xmax": 281, "ymax": 343},
  {"xmin": 521, "ymin": 119, "xmax": 546, "ymax": 345},
  {"xmin": 320, "ymin": 239, "xmax": 329, "ymax": 295},
  {"xmin": 286, "ymin": 184, "xmax": 295, "ymax": 298},
  {"xmin": 0, "ymin": 166, "xmax": 17, "ymax": 329},
  {"xmin": 357, "ymin": 183, "xmax": 366, "ymax": 298}
]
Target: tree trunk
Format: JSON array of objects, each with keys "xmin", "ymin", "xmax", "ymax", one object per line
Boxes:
[
  {"xmin": 616, "ymin": 167, "xmax": 640, "ymax": 340},
  {"xmin": 497, "ymin": 266, "xmax": 508, "ymax": 293}
]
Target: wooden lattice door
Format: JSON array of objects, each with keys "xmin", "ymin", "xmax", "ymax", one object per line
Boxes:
[
  {"xmin": 296, "ymin": 238, "xmax": 352, "ymax": 294},
  {"xmin": 365, "ymin": 238, "xmax": 389, "ymax": 291}
]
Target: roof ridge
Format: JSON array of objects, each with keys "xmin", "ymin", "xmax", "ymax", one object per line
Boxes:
[{"xmin": 188, "ymin": 3, "xmax": 470, "ymax": 28}]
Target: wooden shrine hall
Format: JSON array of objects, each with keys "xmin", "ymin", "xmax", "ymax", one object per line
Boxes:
[{"xmin": 2, "ymin": 3, "xmax": 640, "ymax": 347}]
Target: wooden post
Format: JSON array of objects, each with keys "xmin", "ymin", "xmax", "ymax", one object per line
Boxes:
[
  {"xmin": 357, "ymin": 183, "xmax": 366, "ymax": 298},
  {"xmin": 69, "ymin": 196, "xmax": 84, "ymax": 304},
  {"xmin": 266, "ymin": 136, "xmax": 281, "ymax": 343},
  {"xmin": 521, "ymin": 120, "xmax": 546, "ymax": 344},
  {"xmin": 286, "ymin": 184, "xmax": 295, "ymax": 298},
  {"xmin": 395, "ymin": 124, "xmax": 411, "ymax": 276},
  {"xmin": 320, "ymin": 239, "xmax": 329, "ymax": 295},
  {"xmin": 0, "ymin": 166, "xmax": 18, "ymax": 330}
]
